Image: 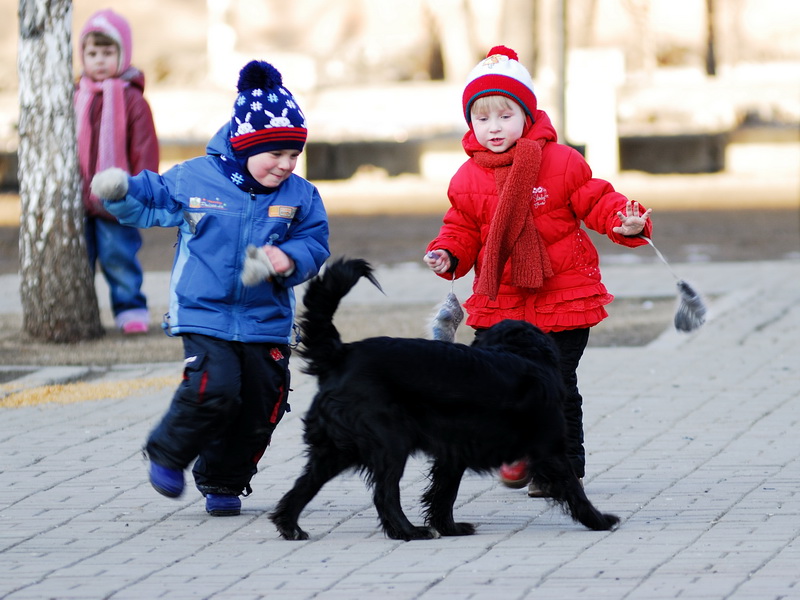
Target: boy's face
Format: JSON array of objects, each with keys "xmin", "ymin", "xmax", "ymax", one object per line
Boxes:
[
  {"xmin": 83, "ymin": 38, "xmax": 120, "ymax": 82},
  {"xmin": 470, "ymin": 98, "xmax": 526, "ymax": 153},
  {"xmin": 247, "ymin": 149, "xmax": 301, "ymax": 188}
]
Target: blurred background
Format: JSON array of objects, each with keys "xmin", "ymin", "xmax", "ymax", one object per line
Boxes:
[
  {"xmin": 0, "ymin": 0, "xmax": 798, "ymax": 232},
  {"xmin": 1, "ymin": 0, "xmax": 799, "ymax": 186},
  {"xmin": 0, "ymin": 0, "xmax": 798, "ymax": 360}
]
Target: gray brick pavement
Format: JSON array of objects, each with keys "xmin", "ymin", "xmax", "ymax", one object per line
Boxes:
[{"xmin": 1, "ymin": 260, "xmax": 798, "ymax": 599}]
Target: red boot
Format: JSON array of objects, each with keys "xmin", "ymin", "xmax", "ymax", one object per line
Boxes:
[{"xmin": 498, "ymin": 460, "xmax": 531, "ymax": 489}]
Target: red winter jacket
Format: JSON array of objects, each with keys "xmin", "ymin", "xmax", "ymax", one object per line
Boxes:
[{"xmin": 427, "ymin": 110, "xmax": 652, "ymax": 333}]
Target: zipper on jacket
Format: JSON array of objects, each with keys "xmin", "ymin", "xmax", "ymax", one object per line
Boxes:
[{"xmin": 232, "ymin": 190, "xmax": 259, "ymax": 340}]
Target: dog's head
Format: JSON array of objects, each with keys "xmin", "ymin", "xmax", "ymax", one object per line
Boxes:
[{"xmin": 471, "ymin": 319, "xmax": 560, "ymax": 367}]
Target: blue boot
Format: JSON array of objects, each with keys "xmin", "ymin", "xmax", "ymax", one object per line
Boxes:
[
  {"xmin": 206, "ymin": 494, "xmax": 241, "ymax": 516},
  {"xmin": 149, "ymin": 462, "xmax": 184, "ymax": 498}
]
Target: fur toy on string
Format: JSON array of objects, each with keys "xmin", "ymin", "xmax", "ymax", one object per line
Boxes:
[
  {"xmin": 639, "ymin": 236, "xmax": 707, "ymax": 332},
  {"xmin": 427, "ymin": 252, "xmax": 464, "ymax": 342}
]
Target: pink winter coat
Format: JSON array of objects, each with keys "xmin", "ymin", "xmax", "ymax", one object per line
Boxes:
[
  {"xmin": 75, "ymin": 70, "xmax": 159, "ymax": 220},
  {"xmin": 427, "ymin": 110, "xmax": 652, "ymax": 333}
]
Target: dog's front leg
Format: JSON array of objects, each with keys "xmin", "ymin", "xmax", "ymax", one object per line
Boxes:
[
  {"xmin": 271, "ymin": 451, "xmax": 352, "ymax": 540},
  {"xmin": 422, "ymin": 460, "xmax": 475, "ymax": 536}
]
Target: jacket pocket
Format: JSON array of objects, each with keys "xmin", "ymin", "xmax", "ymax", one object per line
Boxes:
[{"xmin": 571, "ymin": 229, "xmax": 601, "ymax": 278}]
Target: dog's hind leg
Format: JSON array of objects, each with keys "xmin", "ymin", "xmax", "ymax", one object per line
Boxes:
[
  {"xmin": 270, "ymin": 451, "xmax": 353, "ymax": 540},
  {"xmin": 530, "ymin": 455, "xmax": 620, "ymax": 531},
  {"xmin": 421, "ymin": 460, "xmax": 474, "ymax": 536},
  {"xmin": 371, "ymin": 455, "xmax": 438, "ymax": 541}
]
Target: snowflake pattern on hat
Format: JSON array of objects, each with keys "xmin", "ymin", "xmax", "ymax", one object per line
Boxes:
[{"xmin": 229, "ymin": 60, "xmax": 307, "ymax": 158}]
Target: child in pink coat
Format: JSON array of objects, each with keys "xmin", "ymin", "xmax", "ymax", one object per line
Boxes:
[{"xmin": 75, "ymin": 9, "xmax": 159, "ymax": 333}]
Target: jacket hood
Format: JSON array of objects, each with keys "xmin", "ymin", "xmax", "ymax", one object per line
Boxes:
[
  {"xmin": 80, "ymin": 9, "xmax": 133, "ymax": 75},
  {"xmin": 207, "ymin": 123, "xmax": 235, "ymax": 158},
  {"xmin": 120, "ymin": 66, "xmax": 146, "ymax": 92}
]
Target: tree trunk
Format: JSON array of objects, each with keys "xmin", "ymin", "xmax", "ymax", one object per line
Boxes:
[
  {"xmin": 705, "ymin": 0, "xmax": 717, "ymax": 76},
  {"xmin": 17, "ymin": 0, "xmax": 104, "ymax": 342}
]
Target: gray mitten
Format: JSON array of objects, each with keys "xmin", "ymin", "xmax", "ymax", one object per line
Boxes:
[
  {"xmin": 90, "ymin": 167, "xmax": 129, "ymax": 201},
  {"xmin": 241, "ymin": 244, "xmax": 278, "ymax": 286}
]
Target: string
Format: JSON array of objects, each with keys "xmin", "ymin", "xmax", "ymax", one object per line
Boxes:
[{"xmin": 639, "ymin": 235, "xmax": 679, "ymax": 281}]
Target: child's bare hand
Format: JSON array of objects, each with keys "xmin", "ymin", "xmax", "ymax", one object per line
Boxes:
[
  {"xmin": 424, "ymin": 250, "xmax": 451, "ymax": 274},
  {"xmin": 262, "ymin": 244, "xmax": 295, "ymax": 275},
  {"xmin": 613, "ymin": 200, "xmax": 652, "ymax": 236}
]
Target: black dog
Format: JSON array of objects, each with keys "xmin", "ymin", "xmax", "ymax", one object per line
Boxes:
[{"xmin": 270, "ymin": 258, "xmax": 619, "ymax": 541}]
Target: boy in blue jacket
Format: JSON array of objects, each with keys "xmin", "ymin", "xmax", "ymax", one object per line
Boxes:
[{"xmin": 92, "ymin": 60, "xmax": 330, "ymax": 516}]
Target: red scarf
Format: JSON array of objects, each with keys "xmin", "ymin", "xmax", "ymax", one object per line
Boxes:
[{"xmin": 472, "ymin": 137, "xmax": 553, "ymax": 299}]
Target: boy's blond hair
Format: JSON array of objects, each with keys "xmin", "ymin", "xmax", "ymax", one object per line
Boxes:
[{"xmin": 470, "ymin": 95, "xmax": 521, "ymax": 117}]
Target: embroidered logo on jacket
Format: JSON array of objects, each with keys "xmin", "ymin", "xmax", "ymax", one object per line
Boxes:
[
  {"xmin": 189, "ymin": 197, "xmax": 227, "ymax": 210},
  {"xmin": 531, "ymin": 186, "xmax": 549, "ymax": 208},
  {"xmin": 269, "ymin": 206, "xmax": 297, "ymax": 219}
]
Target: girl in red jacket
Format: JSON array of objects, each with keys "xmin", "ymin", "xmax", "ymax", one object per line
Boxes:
[{"xmin": 424, "ymin": 46, "xmax": 652, "ymax": 496}]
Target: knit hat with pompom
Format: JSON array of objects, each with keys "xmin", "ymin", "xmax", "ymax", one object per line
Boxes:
[
  {"xmin": 229, "ymin": 60, "xmax": 307, "ymax": 158},
  {"xmin": 462, "ymin": 46, "xmax": 537, "ymax": 124}
]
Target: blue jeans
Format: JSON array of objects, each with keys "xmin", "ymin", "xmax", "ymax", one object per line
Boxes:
[{"xmin": 85, "ymin": 217, "xmax": 147, "ymax": 318}]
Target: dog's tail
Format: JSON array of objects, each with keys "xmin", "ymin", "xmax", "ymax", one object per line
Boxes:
[
  {"xmin": 297, "ymin": 257, "xmax": 383, "ymax": 375},
  {"xmin": 530, "ymin": 457, "xmax": 620, "ymax": 532}
]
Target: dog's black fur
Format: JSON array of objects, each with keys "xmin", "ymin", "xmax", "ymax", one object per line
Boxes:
[{"xmin": 270, "ymin": 258, "xmax": 619, "ymax": 541}]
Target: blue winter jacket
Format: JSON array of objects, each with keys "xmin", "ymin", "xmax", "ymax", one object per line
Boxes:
[{"xmin": 104, "ymin": 125, "xmax": 330, "ymax": 344}]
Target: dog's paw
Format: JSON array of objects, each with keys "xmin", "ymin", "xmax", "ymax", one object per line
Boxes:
[
  {"xmin": 433, "ymin": 522, "xmax": 476, "ymax": 537},
  {"xmin": 602, "ymin": 513, "xmax": 621, "ymax": 531},
  {"xmin": 389, "ymin": 525, "xmax": 441, "ymax": 541},
  {"xmin": 275, "ymin": 525, "xmax": 309, "ymax": 541},
  {"xmin": 270, "ymin": 512, "xmax": 310, "ymax": 540}
]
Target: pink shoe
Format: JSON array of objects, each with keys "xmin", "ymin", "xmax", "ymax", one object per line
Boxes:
[
  {"xmin": 122, "ymin": 321, "xmax": 149, "ymax": 334},
  {"xmin": 498, "ymin": 460, "xmax": 531, "ymax": 489}
]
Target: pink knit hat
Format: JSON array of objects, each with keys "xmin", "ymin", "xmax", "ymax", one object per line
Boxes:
[
  {"xmin": 79, "ymin": 9, "xmax": 133, "ymax": 75},
  {"xmin": 462, "ymin": 46, "xmax": 537, "ymax": 123}
]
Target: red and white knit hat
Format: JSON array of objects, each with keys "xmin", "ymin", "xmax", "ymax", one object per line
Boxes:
[{"xmin": 462, "ymin": 46, "xmax": 537, "ymax": 123}]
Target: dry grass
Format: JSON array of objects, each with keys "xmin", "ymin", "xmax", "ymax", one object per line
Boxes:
[{"xmin": 0, "ymin": 297, "xmax": 676, "ymax": 368}]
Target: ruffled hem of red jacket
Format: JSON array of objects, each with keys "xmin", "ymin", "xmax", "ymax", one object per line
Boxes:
[{"xmin": 463, "ymin": 290, "xmax": 614, "ymax": 333}]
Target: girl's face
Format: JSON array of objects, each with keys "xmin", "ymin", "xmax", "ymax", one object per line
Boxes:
[
  {"xmin": 247, "ymin": 149, "xmax": 301, "ymax": 188},
  {"xmin": 470, "ymin": 98, "xmax": 526, "ymax": 153},
  {"xmin": 83, "ymin": 39, "xmax": 120, "ymax": 82}
]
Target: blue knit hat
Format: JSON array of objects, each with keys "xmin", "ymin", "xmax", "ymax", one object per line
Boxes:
[{"xmin": 229, "ymin": 60, "xmax": 307, "ymax": 158}]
